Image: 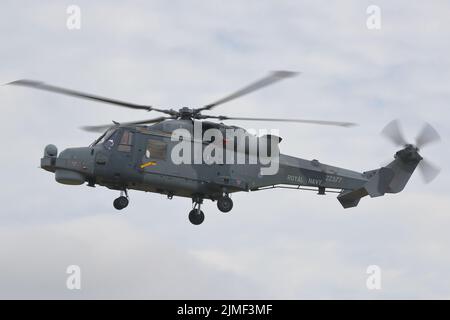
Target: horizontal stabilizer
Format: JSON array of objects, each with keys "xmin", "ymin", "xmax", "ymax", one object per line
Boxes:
[
  {"xmin": 337, "ymin": 188, "xmax": 368, "ymax": 208},
  {"xmin": 337, "ymin": 167, "xmax": 395, "ymax": 208}
]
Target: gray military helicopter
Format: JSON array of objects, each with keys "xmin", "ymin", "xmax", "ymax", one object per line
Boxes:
[{"xmin": 8, "ymin": 71, "xmax": 441, "ymax": 225}]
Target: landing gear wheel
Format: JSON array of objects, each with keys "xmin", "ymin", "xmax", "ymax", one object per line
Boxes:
[
  {"xmin": 189, "ymin": 209, "xmax": 205, "ymax": 225},
  {"xmin": 113, "ymin": 196, "xmax": 129, "ymax": 210},
  {"xmin": 217, "ymin": 196, "xmax": 233, "ymax": 213}
]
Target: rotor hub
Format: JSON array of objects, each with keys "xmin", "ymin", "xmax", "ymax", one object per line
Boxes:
[
  {"xmin": 178, "ymin": 107, "xmax": 195, "ymax": 119},
  {"xmin": 396, "ymin": 144, "xmax": 422, "ymax": 163}
]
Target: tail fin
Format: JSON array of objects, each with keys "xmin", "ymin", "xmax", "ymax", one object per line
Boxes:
[{"xmin": 337, "ymin": 145, "xmax": 421, "ymax": 208}]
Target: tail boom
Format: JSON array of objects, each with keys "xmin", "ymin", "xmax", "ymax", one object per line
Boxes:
[
  {"xmin": 337, "ymin": 145, "xmax": 422, "ymax": 208},
  {"xmin": 250, "ymin": 145, "xmax": 421, "ymax": 209}
]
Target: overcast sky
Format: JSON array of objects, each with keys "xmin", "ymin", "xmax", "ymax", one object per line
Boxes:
[{"xmin": 1, "ymin": 0, "xmax": 450, "ymax": 299}]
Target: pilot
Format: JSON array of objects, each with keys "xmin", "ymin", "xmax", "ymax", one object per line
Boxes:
[{"xmin": 104, "ymin": 139, "xmax": 114, "ymax": 150}]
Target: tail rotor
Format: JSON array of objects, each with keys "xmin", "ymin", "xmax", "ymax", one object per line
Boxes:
[{"xmin": 381, "ymin": 120, "xmax": 441, "ymax": 183}]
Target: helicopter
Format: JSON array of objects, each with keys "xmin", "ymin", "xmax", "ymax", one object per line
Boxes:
[{"xmin": 8, "ymin": 71, "xmax": 441, "ymax": 225}]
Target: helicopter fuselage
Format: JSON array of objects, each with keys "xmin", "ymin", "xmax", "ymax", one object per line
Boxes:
[
  {"xmin": 40, "ymin": 118, "xmax": 423, "ymax": 223},
  {"xmin": 41, "ymin": 119, "xmax": 375, "ymax": 201}
]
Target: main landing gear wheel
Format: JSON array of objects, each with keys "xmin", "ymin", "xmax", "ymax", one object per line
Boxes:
[
  {"xmin": 113, "ymin": 196, "xmax": 129, "ymax": 210},
  {"xmin": 189, "ymin": 209, "xmax": 205, "ymax": 225},
  {"xmin": 113, "ymin": 190, "xmax": 129, "ymax": 210},
  {"xmin": 217, "ymin": 196, "xmax": 233, "ymax": 213},
  {"xmin": 113, "ymin": 196, "xmax": 128, "ymax": 210},
  {"xmin": 189, "ymin": 196, "xmax": 205, "ymax": 225}
]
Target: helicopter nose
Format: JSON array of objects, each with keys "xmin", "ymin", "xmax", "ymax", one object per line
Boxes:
[{"xmin": 41, "ymin": 145, "xmax": 95, "ymax": 185}]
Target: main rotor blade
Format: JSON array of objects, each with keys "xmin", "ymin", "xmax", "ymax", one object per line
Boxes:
[
  {"xmin": 201, "ymin": 115, "xmax": 356, "ymax": 127},
  {"xmin": 415, "ymin": 122, "xmax": 441, "ymax": 149},
  {"xmin": 381, "ymin": 120, "xmax": 408, "ymax": 147},
  {"xmin": 419, "ymin": 158, "xmax": 441, "ymax": 183},
  {"xmin": 197, "ymin": 70, "xmax": 298, "ymax": 112},
  {"xmin": 81, "ymin": 116, "xmax": 174, "ymax": 133},
  {"xmin": 7, "ymin": 79, "xmax": 175, "ymax": 115}
]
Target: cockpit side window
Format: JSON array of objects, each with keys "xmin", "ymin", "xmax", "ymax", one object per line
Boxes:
[
  {"xmin": 117, "ymin": 130, "xmax": 134, "ymax": 152},
  {"xmin": 145, "ymin": 138, "xmax": 167, "ymax": 160},
  {"xmin": 103, "ymin": 130, "xmax": 119, "ymax": 150},
  {"xmin": 90, "ymin": 128, "xmax": 115, "ymax": 147}
]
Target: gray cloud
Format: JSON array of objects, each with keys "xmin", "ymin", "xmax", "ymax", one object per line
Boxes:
[{"xmin": 0, "ymin": 215, "xmax": 262, "ymax": 299}]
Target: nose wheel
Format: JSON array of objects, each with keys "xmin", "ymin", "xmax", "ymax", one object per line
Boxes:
[
  {"xmin": 189, "ymin": 196, "xmax": 205, "ymax": 225},
  {"xmin": 113, "ymin": 190, "xmax": 129, "ymax": 210}
]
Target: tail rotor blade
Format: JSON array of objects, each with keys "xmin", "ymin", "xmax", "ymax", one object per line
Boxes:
[
  {"xmin": 381, "ymin": 120, "xmax": 408, "ymax": 147},
  {"xmin": 419, "ymin": 158, "xmax": 441, "ymax": 183},
  {"xmin": 415, "ymin": 122, "xmax": 441, "ymax": 149}
]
